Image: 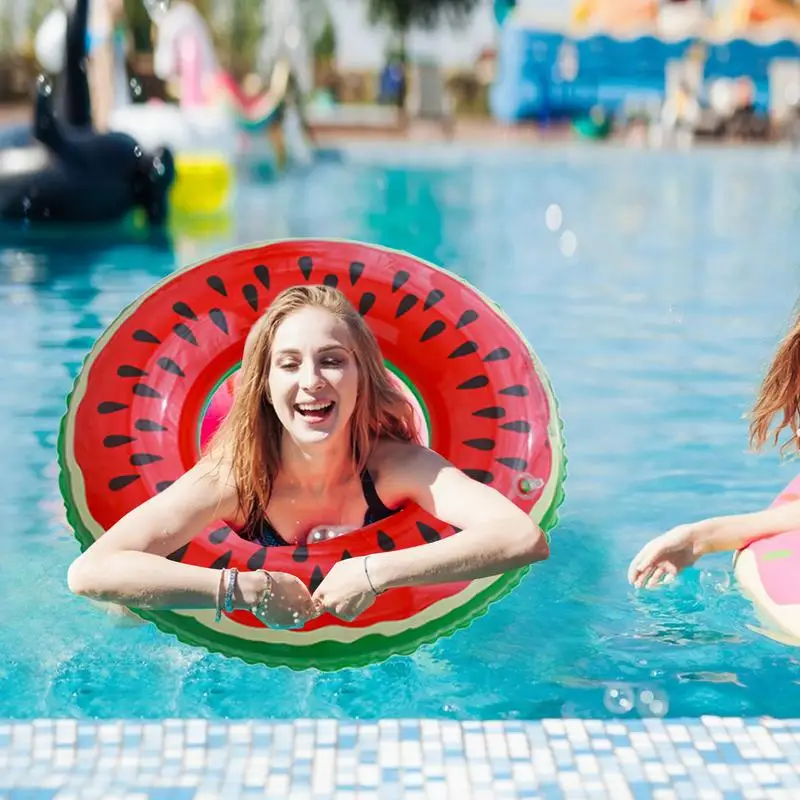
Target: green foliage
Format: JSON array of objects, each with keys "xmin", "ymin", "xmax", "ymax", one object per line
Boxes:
[{"xmin": 314, "ymin": 16, "xmax": 336, "ymax": 60}]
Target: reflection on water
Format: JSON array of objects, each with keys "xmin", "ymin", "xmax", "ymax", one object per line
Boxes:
[{"xmin": 1, "ymin": 143, "xmax": 800, "ymax": 719}]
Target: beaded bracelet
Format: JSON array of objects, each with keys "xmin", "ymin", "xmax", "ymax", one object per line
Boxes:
[{"xmin": 224, "ymin": 567, "xmax": 239, "ymax": 615}]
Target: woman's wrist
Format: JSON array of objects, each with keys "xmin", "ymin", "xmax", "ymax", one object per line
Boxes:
[{"xmin": 235, "ymin": 569, "xmax": 272, "ymax": 609}]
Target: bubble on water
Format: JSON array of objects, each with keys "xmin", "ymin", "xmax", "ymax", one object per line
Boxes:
[
  {"xmin": 514, "ymin": 473, "xmax": 544, "ymax": 499},
  {"xmin": 700, "ymin": 568, "xmax": 731, "ymax": 595},
  {"xmin": 545, "ymin": 204, "xmax": 563, "ymax": 231},
  {"xmin": 133, "ymin": 146, "xmax": 143, "ymax": 159},
  {"xmin": 637, "ymin": 687, "xmax": 669, "ymax": 717},
  {"xmin": 559, "ymin": 230, "xmax": 577, "ymax": 258},
  {"xmin": 603, "ymin": 684, "xmax": 635, "ymax": 714}
]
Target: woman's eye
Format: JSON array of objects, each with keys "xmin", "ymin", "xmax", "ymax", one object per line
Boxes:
[
  {"xmin": 321, "ymin": 357, "xmax": 342, "ymax": 367},
  {"xmin": 278, "ymin": 361, "xmax": 298, "ymax": 370}
]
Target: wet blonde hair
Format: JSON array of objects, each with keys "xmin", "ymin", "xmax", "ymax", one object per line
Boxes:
[{"xmin": 207, "ymin": 284, "xmax": 419, "ymax": 538}]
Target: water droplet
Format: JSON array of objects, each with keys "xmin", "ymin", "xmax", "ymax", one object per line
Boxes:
[
  {"xmin": 637, "ymin": 687, "xmax": 669, "ymax": 717},
  {"xmin": 700, "ymin": 568, "xmax": 731, "ymax": 595},
  {"xmin": 559, "ymin": 230, "xmax": 577, "ymax": 258},
  {"xmin": 133, "ymin": 146, "xmax": 142, "ymax": 159},
  {"xmin": 603, "ymin": 684, "xmax": 635, "ymax": 715},
  {"xmin": 514, "ymin": 473, "xmax": 544, "ymax": 498},
  {"xmin": 545, "ymin": 203, "xmax": 563, "ymax": 231}
]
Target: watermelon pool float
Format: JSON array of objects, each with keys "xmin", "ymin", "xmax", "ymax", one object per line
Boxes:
[
  {"xmin": 59, "ymin": 239, "xmax": 567, "ymax": 670},
  {"xmin": 734, "ymin": 475, "xmax": 800, "ymax": 645}
]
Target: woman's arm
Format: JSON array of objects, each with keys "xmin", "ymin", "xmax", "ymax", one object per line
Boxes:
[
  {"xmin": 366, "ymin": 442, "xmax": 549, "ymax": 592},
  {"xmin": 689, "ymin": 499, "xmax": 800, "ymax": 556},
  {"xmin": 627, "ymin": 499, "xmax": 800, "ymax": 589},
  {"xmin": 66, "ymin": 458, "xmax": 253, "ymax": 608}
]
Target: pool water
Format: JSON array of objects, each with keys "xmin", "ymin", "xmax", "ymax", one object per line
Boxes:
[{"xmin": 2, "ymin": 142, "xmax": 800, "ymax": 721}]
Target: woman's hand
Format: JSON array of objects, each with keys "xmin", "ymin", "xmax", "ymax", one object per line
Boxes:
[
  {"xmin": 628, "ymin": 525, "xmax": 700, "ymax": 589},
  {"xmin": 246, "ymin": 571, "xmax": 319, "ymax": 629},
  {"xmin": 311, "ymin": 558, "xmax": 378, "ymax": 621}
]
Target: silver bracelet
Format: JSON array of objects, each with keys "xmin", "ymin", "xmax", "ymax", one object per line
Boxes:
[
  {"xmin": 214, "ymin": 568, "xmax": 227, "ymax": 623},
  {"xmin": 364, "ymin": 556, "xmax": 383, "ymax": 596},
  {"xmin": 251, "ymin": 570, "xmax": 274, "ymax": 624}
]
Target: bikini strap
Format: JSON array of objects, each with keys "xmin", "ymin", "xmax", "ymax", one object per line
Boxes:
[{"xmin": 361, "ymin": 468, "xmax": 395, "ymax": 518}]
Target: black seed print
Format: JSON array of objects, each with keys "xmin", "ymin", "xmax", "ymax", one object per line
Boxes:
[
  {"xmin": 377, "ymin": 530, "xmax": 396, "ymax": 551},
  {"xmin": 98, "ymin": 401, "xmax": 128, "ymax": 414},
  {"xmin": 135, "ymin": 419, "xmax": 167, "ymax": 432},
  {"xmin": 463, "ymin": 469, "xmax": 493, "ymax": 484},
  {"xmin": 210, "ymin": 309, "xmax": 229, "ymax": 334},
  {"xmin": 349, "ymin": 261, "xmax": 365, "ymax": 285},
  {"xmin": 500, "ymin": 420, "xmax": 531, "ymax": 433},
  {"xmin": 207, "ymin": 275, "xmax": 227, "ymax": 296},
  {"xmin": 484, "ymin": 348, "xmax": 510, "ymax": 362},
  {"xmin": 449, "ymin": 342, "xmax": 478, "ymax": 358},
  {"xmin": 133, "ymin": 330, "xmax": 160, "ymax": 344},
  {"xmin": 156, "ymin": 357, "xmax": 185, "ymax": 377},
  {"xmin": 323, "ymin": 274, "xmax": 338, "ymax": 288},
  {"xmin": 396, "ymin": 294, "xmax": 418, "ymax": 317},
  {"xmin": 340, "ymin": 550, "xmax": 353, "ymax": 560},
  {"xmin": 424, "ymin": 289, "xmax": 444, "ymax": 310},
  {"xmin": 298, "ymin": 256, "xmax": 313, "ymax": 280},
  {"xmin": 456, "ymin": 310, "xmax": 478, "ymax": 329},
  {"xmin": 309, "ymin": 565, "xmax": 325, "ymax": 594},
  {"xmin": 292, "ymin": 544, "xmax": 309, "ymax": 563},
  {"xmin": 499, "ymin": 385, "xmax": 529, "ymax": 397},
  {"xmin": 248, "ymin": 548, "xmax": 267, "ymax": 570},
  {"xmin": 118, "ymin": 365, "xmax": 147, "ymax": 378},
  {"xmin": 155, "ymin": 481, "xmax": 174, "ymax": 493},
  {"xmin": 109, "ymin": 475, "xmax": 140, "ymax": 491},
  {"xmin": 133, "ymin": 384, "xmax": 161, "ymax": 399},
  {"xmin": 464, "ymin": 438, "xmax": 495, "ymax": 451},
  {"xmin": 242, "ymin": 284, "xmax": 258, "ymax": 312},
  {"xmin": 130, "ymin": 454, "xmax": 163, "ymax": 466},
  {"xmin": 359, "ymin": 292, "xmax": 376, "ymax": 316},
  {"xmin": 209, "ymin": 527, "xmax": 230, "ymax": 545},
  {"xmin": 473, "ymin": 406, "xmax": 505, "ymax": 419},
  {"xmin": 392, "ymin": 271, "xmax": 410, "ymax": 292},
  {"xmin": 417, "ymin": 522, "xmax": 441, "ymax": 543},
  {"xmin": 420, "ymin": 320, "xmax": 445, "ymax": 342},
  {"xmin": 253, "ymin": 264, "xmax": 270, "ymax": 289},
  {"xmin": 211, "ymin": 551, "xmax": 233, "ymax": 570},
  {"xmin": 457, "ymin": 375, "xmax": 489, "ymax": 390},
  {"xmin": 103, "ymin": 435, "xmax": 135, "ymax": 448},
  {"xmin": 167, "ymin": 544, "xmax": 188, "ymax": 562},
  {"xmin": 173, "ymin": 302, "xmax": 197, "ymax": 320},
  {"xmin": 174, "ymin": 323, "xmax": 198, "ymax": 346},
  {"xmin": 497, "ymin": 457, "xmax": 528, "ymax": 471}
]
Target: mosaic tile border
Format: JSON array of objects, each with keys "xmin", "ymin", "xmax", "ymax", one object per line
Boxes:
[{"xmin": 1, "ymin": 717, "xmax": 799, "ymax": 799}]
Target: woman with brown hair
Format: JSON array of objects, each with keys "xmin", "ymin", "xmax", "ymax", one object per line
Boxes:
[
  {"xmin": 629, "ymin": 314, "xmax": 800, "ymax": 590},
  {"xmin": 67, "ymin": 284, "xmax": 549, "ymax": 629}
]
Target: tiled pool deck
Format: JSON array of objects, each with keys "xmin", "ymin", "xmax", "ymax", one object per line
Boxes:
[{"xmin": 2, "ymin": 717, "xmax": 800, "ymax": 799}]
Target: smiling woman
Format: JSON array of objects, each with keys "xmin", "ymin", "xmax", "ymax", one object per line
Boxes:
[{"xmin": 59, "ymin": 239, "xmax": 566, "ymax": 670}]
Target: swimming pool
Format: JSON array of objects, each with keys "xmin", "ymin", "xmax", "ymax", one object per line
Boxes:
[{"xmin": 2, "ymin": 142, "xmax": 799, "ymax": 721}]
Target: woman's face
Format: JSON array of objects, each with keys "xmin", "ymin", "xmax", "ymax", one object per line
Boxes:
[{"xmin": 267, "ymin": 306, "xmax": 360, "ymax": 447}]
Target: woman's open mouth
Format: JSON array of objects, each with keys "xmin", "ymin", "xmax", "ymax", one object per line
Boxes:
[{"xmin": 294, "ymin": 401, "xmax": 335, "ymax": 423}]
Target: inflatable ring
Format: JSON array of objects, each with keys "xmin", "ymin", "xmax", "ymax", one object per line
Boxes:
[
  {"xmin": 58, "ymin": 239, "xmax": 567, "ymax": 670},
  {"xmin": 733, "ymin": 476, "xmax": 800, "ymax": 646}
]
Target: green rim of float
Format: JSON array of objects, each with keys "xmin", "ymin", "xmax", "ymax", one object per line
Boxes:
[{"xmin": 57, "ymin": 238, "xmax": 568, "ymax": 671}]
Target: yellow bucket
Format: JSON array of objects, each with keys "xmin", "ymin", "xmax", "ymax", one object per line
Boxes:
[{"xmin": 170, "ymin": 154, "xmax": 234, "ymax": 216}]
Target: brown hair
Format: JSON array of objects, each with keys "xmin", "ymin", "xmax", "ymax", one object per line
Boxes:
[
  {"xmin": 749, "ymin": 314, "xmax": 800, "ymax": 455},
  {"xmin": 206, "ymin": 284, "xmax": 419, "ymax": 537}
]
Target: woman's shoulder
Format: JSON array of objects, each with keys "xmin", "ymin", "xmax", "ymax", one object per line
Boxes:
[{"xmin": 368, "ymin": 438, "xmax": 451, "ymax": 494}]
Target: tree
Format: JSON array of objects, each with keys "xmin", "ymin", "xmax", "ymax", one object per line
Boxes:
[{"xmin": 367, "ymin": 0, "xmax": 480, "ymax": 38}]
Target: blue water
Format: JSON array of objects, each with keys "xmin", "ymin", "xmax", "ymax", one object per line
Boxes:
[{"xmin": 2, "ymin": 142, "xmax": 800, "ymax": 721}]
